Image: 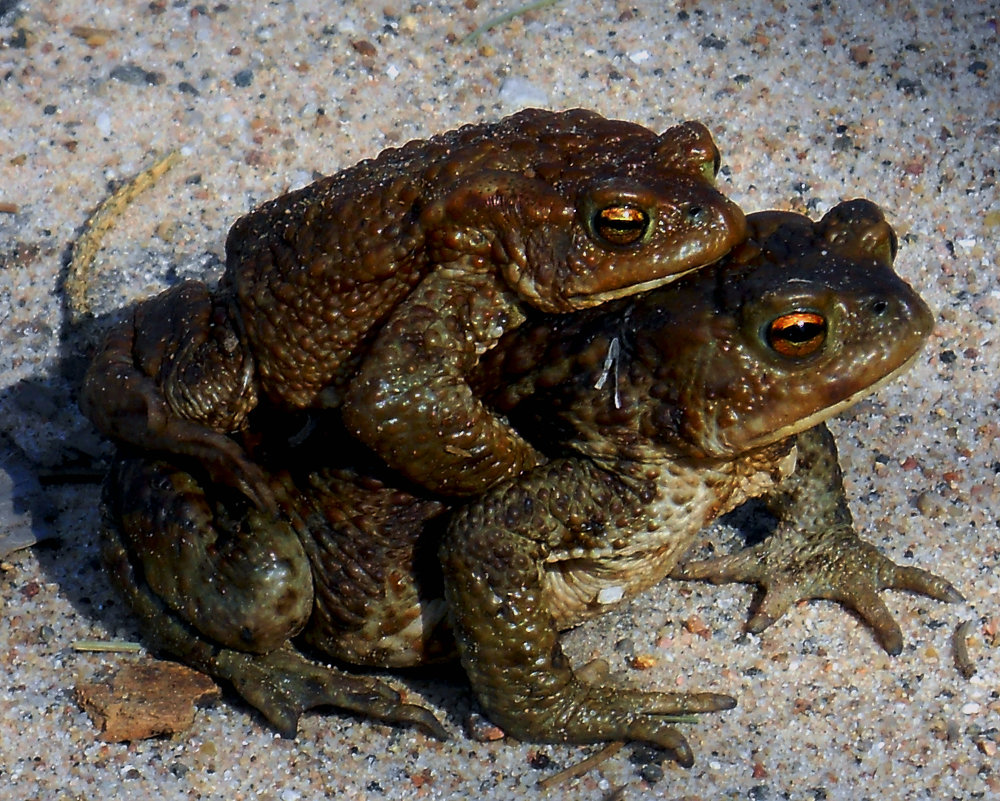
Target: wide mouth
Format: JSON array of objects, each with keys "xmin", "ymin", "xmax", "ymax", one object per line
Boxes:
[
  {"xmin": 567, "ymin": 264, "xmax": 702, "ymax": 306},
  {"xmin": 734, "ymin": 346, "xmax": 927, "ymax": 453}
]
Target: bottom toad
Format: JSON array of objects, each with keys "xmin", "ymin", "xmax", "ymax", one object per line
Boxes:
[{"xmin": 99, "ymin": 201, "xmax": 960, "ymax": 766}]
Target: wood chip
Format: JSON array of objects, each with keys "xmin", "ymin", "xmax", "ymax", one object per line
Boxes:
[
  {"xmin": 684, "ymin": 615, "xmax": 711, "ymax": 638},
  {"xmin": 630, "ymin": 654, "xmax": 658, "ymax": 670},
  {"xmin": 76, "ymin": 660, "xmax": 220, "ymax": 742},
  {"xmin": 69, "ymin": 25, "xmax": 115, "ymax": 47},
  {"xmin": 350, "ymin": 39, "xmax": 377, "ymax": 59}
]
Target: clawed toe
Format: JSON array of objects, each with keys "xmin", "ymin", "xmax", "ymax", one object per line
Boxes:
[
  {"xmin": 674, "ymin": 530, "xmax": 963, "ymax": 654},
  {"xmin": 214, "ymin": 647, "xmax": 447, "ymax": 739}
]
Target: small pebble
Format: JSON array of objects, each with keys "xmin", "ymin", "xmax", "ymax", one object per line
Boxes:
[
  {"xmin": 95, "ymin": 111, "xmax": 112, "ymax": 136},
  {"xmin": 109, "ymin": 64, "xmax": 163, "ymax": 85},
  {"xmin": 498, "ymin": 77, "xmax": 548, "ymax": 108},
  {"xmin": 465, "ymin": 712, "xmax": 505, "ymax": 742}
]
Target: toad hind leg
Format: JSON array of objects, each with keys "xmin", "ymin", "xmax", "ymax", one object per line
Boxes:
[
  {"xmin": 440, "ymin": 460, "xmax": 734, "ymax": 766},
  {"xmin": 102, "ymin": 456, "xmax": 447, "ymax": 739},
  {"xmin": 672, "ymin": 424, "xmax": 963, "ymax": 655},
  {"xmin": 81, "ymin": 282, "xmax": 275, "ymax": 511},
  {"xmin": 213, "ymin": 648, "xmax": 448, "ymax": 739}
]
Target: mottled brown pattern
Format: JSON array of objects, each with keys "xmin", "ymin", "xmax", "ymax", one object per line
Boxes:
[
  {"xmin": 82, "ymin": 108, "xmax": 746, "ymax": 505},
  {"xmin": 101, "ymin": 201, "xmax": 960, "ymax": 765}
]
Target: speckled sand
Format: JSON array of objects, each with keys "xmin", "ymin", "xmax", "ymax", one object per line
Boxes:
[{"xmin": 1, "ymin": 1, "xmax": 997, "ymax": 799}]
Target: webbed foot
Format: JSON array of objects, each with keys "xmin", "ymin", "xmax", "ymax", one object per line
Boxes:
[
  {"xmin": 674, "ymin": 425, "xmax": 964, "ymax": 654},
  {"xmin": 490, "ymin": 681, "xmax": 734, "ymax": 767},
  {"xmin": 672, "ymin": 525, "xmax": 963, "ymax": 655},
  {"xmin": 441, "ymin": 459, "xmax": 736, "ymax": 766},
  {"xmin": 214, "ymin": 647, "xmax": 449, "ymax": 739}
]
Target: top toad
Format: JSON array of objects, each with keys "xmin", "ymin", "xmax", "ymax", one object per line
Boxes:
[{"xmin": 81, "ymin": 108, "xmax": 746, "ymax": 505}]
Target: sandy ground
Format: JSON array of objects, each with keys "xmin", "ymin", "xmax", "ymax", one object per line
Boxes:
[{"xmin": 1, "ymin": 1, "xmax": 997, "ymax": 799}]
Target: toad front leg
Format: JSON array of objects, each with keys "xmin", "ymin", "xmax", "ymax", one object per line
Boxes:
[
  {"xmin": 672, "ymin": 424, "xmax": 963, "ymax": 654},
  {"xmin": 342, "ymin": 269, "xmax": 544, "ymax": 496},
  {"xmin": 440, "ymin": 458, "xmax": 734, "ymax": 766}
]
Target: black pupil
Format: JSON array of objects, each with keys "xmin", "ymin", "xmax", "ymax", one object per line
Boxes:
[{"xmin": 782, "ymin": 320, "xmax": 824, "ymax": 342}]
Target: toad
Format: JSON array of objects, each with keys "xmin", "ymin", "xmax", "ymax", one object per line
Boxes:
[
  {"xmin": 100, "ymin": 201, "xmax": 959, "ymax": 764},
  {"xmin": 81, "ymin": 108, "xmax": 746, "ymax": 507}
]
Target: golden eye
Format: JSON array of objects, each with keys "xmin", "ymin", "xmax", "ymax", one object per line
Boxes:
[
  {"xmin": 767, "ymin": 312, "xmax": 827, "ymax": 357},
  {"xmin": 592, "ymin": 205, "xmax": 650, "ymax": 246}
]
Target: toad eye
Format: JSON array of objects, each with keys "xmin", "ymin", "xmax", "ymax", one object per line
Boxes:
[
  {"xmin": 766, "ymin": 311, "xmax": 827, "ymax": 358},
  {"xmin": 592, "ymin": 204, "xmax": 650, "ymax": 246}
]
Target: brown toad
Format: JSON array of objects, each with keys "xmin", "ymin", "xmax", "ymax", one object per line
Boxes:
[
  {"xmin": 100, "ymin": 201, "xmax": 959, "ymax": 765},
  {"xmin": 81, "ymin": 108, "xmax": 746, "ymax": 506}
]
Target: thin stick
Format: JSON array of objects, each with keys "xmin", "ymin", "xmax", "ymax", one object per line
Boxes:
[
  {"xmin": 460, "ymin": 0, "xmax": 563, "ymax": 45},
  {"xmin": 72, "ymin": 640, "xmax": 144, "ymax": 653},
  {"xmin": 65, "ymin": 150, "xmax": 180, "ymax": 323},
  {"xmin": 537, "ymin": 741, "xmax": 624, "ymax": 790}
]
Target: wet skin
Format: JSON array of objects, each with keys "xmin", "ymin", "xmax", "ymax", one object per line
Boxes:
[
  {"xmin": 100, "ymin": 201, "xmax": 960, "ymax": 765},
  {"xmin": 81, "ymin": 108, "xmax": 747, "ymax": 508}
]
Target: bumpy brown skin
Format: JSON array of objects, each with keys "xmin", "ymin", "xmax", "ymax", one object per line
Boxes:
[
  {"xmin": 82, "ymin": 108, "xmax": 747, "ymax": 505},
  {"xmin": 101, "ymin": 201, "xmax": 960, "ymax": 765}
]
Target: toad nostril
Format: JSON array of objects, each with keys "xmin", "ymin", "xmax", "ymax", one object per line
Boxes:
[
  {"xmin": 686, "ymin": 204, "xmax": 705, "ymax": 222},
  {"xmin": 871, "ymin": 299, "xmax": 890, "ymax": 315}
]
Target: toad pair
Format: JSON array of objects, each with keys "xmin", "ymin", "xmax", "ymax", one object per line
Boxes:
[{"xmin": 81, "ymin": 109, "xmax": 960, "ymax": 764}]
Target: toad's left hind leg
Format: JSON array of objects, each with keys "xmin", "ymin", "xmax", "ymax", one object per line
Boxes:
[{"xmin": 101, "ymin": 455, "xmax": 446, "ymax": 738}]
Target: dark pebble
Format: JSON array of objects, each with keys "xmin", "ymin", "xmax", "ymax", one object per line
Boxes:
[
  {"xmin": 8, "ymin": 26, "xmax": 29, "ymax": 48},
  {"xmin": 699, "ymin": 34, "xmax": 727, "ymax": 50},
  {"xmin": 110, "ymin": 64, "xmax": 164, "ymax": 86},
  {"xmin": 0, "ymin": 0, "xmax": 21, "ymax": 25},
  {"xmin": 233, "ymin": 68, "xmax": 254, "ymax": 87},
  {"xmin": 896, "ymin": 76, "xmax": 925, "ymax": 96},
  {"xmin": 833, "ymin": 135, "xmax": 854, "ymax": 152}
]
